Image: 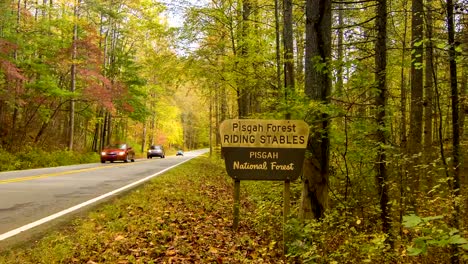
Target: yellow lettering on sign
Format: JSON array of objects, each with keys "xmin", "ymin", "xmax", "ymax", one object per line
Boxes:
[
  {"xmin": 219, "ymin": 119, "xmax": 309, "ymax": 148},
  {"xmin": 233, "ymin": 161, "xmax": 268, "ymax": 170},
  {"xmin": 270, "ymin": 162, "xmax": 295, "ymax": 171},
  {"xmin": 249, "ymin": 152, "xmax": 279, "ymax": 159}
]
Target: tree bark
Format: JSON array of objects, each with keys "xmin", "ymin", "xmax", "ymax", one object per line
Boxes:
[
  {"xmin": 409, "ymin": 0, "xmax": 424, "ymax": 154},
  {"xmin": 336, "ymin": 2, "xmax": 344, "ymax": 96},
  {"xmin": 423, "ymin": 0, "xmax": 435, "ymax": 192},
  {"xmin": 68, "ymin": 0, "xmax": 79, "ymax": 150},
  {"xmin": 424, "ymin": 0, "xmax": 434, "ymax": 151},
  {"xmin": 283, "ymin": 0, "xmax": 294, "ymax": 112},
  {"xmin": 237, "ymin": 0, "xmax": 251, "ymax": 118},
  {"xmin": 375, "ymin": 0, "xmax": 392, "ymax": 241},
  {"xmin": 446, "ymin": 0, "xmax": 461, "ymax": 262},
  {"xmin": 302, "ymin": 0, "xmax": 331, "ymax": 220},
  {"xmin": 275, "ymin": 0, "xmax": 282, "ymax": 93},
  {"xmin": 460, "ymin": 14, "xmax": 467, "ymax": 138},
  {"xmin": 408, "ymin": 0, "xmax": 424, "ymax": 210},
  {"xmin": 400, "ymin": 26, "xmax": 408, "ymax": 148}
]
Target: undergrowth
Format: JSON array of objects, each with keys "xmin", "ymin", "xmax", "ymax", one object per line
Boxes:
[
  {"xmin": 0, "ymin": 147, "xmax": 99, "ymax": 172},
  {"xmin": 0, "ymin": 155, "xmax": 466, "ymax": 263}
]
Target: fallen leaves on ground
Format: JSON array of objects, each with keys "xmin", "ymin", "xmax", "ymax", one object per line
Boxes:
[{"xmin": 2, "ymin": 156, "xmax": 285, "ymax": 264}]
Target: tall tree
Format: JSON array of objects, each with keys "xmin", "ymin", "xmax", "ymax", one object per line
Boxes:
[
  {"xmin": 446, "ymin": 0, "xmax": 461, "ymax": 261},
  {"xmin": 409, "ymin": 0, "xmax": 424, "ymax": 154},
  {"xmin": 275, "ymin": 0, "xmax": 282, "ymax": 92},
  {"xmin": 336, "ymin": 0, "xmax": 344, "ymax": 96},
  {"xmin": 68, "ymin": 0, "xmax": 80, "ymax": 150},
  {"xmin": 408, "ymin": 0, "xmax": 424, "ymax": 209},
  {"xmin": 424, "ymin": 0, "xmax": 434, "ymax": 152},
  {"xmin": 375, "ymin": 0, "xmax": 391, "ymax": 239},
  {"xmin": 460, "ymin": 13, "xmax": 467, "ymax": 145},
  {"xmin": 238, "ymin": 0, "xmax": 251, "ymax": 118},
  {"xmin": 302, "ymin": 0, "xmax": 332, "ymax": 219},
  {"xmin": 283, "ymin": 0, "xmax": 294, "ymax": 119}
]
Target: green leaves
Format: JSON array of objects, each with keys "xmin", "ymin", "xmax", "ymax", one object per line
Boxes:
[
  {"xmin": 402, "ymin": 214, "xmax": 422, "ymax": 228},
  {"xmin": 403, "ymin": 214, "xmax": 468, "ymax": 257}
]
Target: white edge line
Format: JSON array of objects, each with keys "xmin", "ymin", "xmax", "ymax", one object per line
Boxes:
[{"xmin": 0, "ymin": 155, "xmax": 199, "ymax": 241}]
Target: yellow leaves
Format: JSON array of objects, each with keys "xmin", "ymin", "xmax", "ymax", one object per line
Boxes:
[
  {"xmin": 114, "ymin": 234, "xmax": 125, "ymax": 241},
  {"xmin": 209, "ymin": 247, "xmax": 219, "ymax": 254},
  {"xmin": 165, "ymin": 248, "xmax": 177, "ymax": 256}
]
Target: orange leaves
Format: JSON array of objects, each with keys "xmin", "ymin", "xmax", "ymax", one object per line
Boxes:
[
  {"xmin": 0, "ymin": 60, "xmax": 27, "ymax": 82},
  {"xmin": 0, "ymin": 40, "xmax": 27, "ymax": 83},
  {"xmin": 0, "ymin": 39, "xmax": 17, "ymax": 55}
]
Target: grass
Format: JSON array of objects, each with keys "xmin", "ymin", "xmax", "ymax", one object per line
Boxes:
[{"xmin": 0, "ymin": 154, "xmax": 286, "ymax": 264}]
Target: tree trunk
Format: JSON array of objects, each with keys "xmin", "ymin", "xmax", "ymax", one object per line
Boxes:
[
  {"xmin": 400, "ymin": 2, "xmax": 409, "ymax": 148},
  {"xmin": 336, "ymin": 2, "xmax": 344, "ymax": 96},
  {"xmin": 302, "ymin": 0, "xmax": 331, "ymax": 220},
  {"xmin": 375, "ymin": 0, "xmax": 392, "ymax": 241},
  {"xmin": 68, "ymin": 0, "xmax": 79, "ymax": 151},
  {"xmin": 424, "ymin": 0, "xmax": 435, "ymax": 192},
  {"xmin": 237, "ymin": 0, "xmax": 251, "ymax": 118},
  {"xmin": 274, "ymin": 0, "xmax": 282, "ymax": 93},
  {"xmin": 460, "ymin": 15, "xmax": 467, "ymax": 138},
  {"xmin": 283, "ymin": 0, "xmax": 294, "ymax": 115},
  {"xmin": 446, "ymin": 0, "xmax": 461, "ymax": 262},
  {"xmin": 409, "ymin": 0, "xmax": 424, "ymax": 153},
  {"xmin": 141, "ymin": 119, "xmax": 147, "ymax": 153},
  {"xmin": 408, "ymin": 0, "xmax": 424, "ymax": 209}
]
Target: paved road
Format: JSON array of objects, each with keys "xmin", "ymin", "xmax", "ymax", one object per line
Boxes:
[{"xmin": 0, "ymin": 149, "xmax": 208, "ymax": 246}]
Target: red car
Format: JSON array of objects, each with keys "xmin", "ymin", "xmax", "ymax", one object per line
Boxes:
[{"xmin": 101, "ymin": 143, "xmax": 136, "ymax": 163}]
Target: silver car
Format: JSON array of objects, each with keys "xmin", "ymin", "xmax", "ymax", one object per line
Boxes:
[{"xmin": 147, "ymin": 145, "xmax": 165, "ymax": 159}]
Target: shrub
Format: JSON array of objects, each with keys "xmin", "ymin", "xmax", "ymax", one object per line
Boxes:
[
  {"xmin": 0, "ymin": 148, "xmax": 100, "ymax": 172},
  {"xmin": 0, "ymin": 148, "xmax": 20, "ymax": 171}
]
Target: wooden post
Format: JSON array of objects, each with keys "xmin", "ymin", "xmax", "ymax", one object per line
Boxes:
[
  {"xmin": 233, "ymin": 179, "xmax": 241, "ymax": 230},
  {"xmin": 283, "ymin": 180, "xmax": 290, "ymax": 255}
]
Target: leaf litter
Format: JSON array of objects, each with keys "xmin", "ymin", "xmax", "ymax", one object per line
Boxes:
[{"xmin": 0, "ymin": 156, "xmax": 285, "ymax": 263}]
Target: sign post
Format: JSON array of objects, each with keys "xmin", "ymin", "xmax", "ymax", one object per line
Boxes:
[{"xmin": 220, "ymin": 119, "xmax": 309, "ymax": 231}]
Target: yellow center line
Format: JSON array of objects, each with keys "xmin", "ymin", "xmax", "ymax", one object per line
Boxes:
[{"xmin": 0, "ymin": 161, "xmax": 149, "ymax": 185}]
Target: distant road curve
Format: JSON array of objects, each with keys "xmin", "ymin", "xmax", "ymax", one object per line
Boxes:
[{"xmin": 0, "ymin": 148, "xmax": 208, "ymax": 247}]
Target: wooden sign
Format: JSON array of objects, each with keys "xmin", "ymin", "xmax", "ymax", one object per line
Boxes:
[{"xmin": 220, "ymin": 119, "xmax": 309, "ymax": 181}]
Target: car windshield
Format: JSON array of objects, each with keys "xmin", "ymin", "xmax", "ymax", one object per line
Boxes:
[
  {"xmin": 107, "ymin": 144, "xmax": 126, "ymax": 149},
  {"xmin": 150, "ymin": 145, "xmax": 161, "ymax": 150}
]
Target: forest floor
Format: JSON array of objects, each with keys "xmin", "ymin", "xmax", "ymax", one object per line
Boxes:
[
  {"xmin": 0, "ymin": 153, "xmax": 466, "ymax": 263},
  {"xmin": 0, "ymin": 155, "xmax": 286, "ymax": 263}
]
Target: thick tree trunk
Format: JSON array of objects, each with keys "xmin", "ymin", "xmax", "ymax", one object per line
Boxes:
[
  {"xmin": 408, "ymin": 0, "xmax": 424, "ymax": 210},
  {"xmin": 375, "ymin": 0, "xmax": 392, "ymax": 241},
  {"xmin": 302, "ymin": 0, "xmax": 331, "ymax": 220},
  {"xmin": 237, "ymin": 0, "xmax": 251, "ymax": 118},
  {"xmin": 409, "ymin": 0, "xmax": 424, "ymax": 153}
]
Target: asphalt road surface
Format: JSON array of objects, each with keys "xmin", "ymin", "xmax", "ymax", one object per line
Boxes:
[{"xmin": 0, "ymin": 148, "xmax": 208, "ymax": 248}]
